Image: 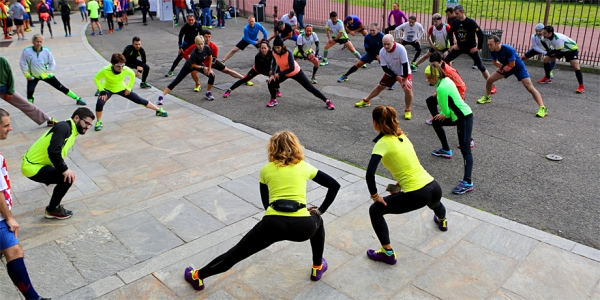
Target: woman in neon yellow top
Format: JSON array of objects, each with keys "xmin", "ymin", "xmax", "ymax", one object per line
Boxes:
[
  {"xmin": 366, "ymin": 105, "xmax": 447, "ymax": 265},
  {"xmin": 184, "ymin": 131, "xmax": 340, "ymax": 291}
]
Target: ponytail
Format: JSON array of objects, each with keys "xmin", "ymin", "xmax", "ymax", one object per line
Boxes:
[{"xmin": 372, "ymin": 105, "xmax": 405, "ymax": 137}]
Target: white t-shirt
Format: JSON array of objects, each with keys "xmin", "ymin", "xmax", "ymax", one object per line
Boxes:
[
  {"xmin": 281, "ymin": 14, "xmax": 298, "ymax": 28},
  {"xmin": 379, "ymin": 43, "xmax": 411, "ymax": 76},
  {"xmin": 297, "ymin": 32, "xmax": 319, "ymax": 52},
  {"xmin": 326, "ymin": 19, "xmax": 348, "ymax": 39},
  {"xmin": 395, "ymin": 22, "xmax": 425, "ymax": 42},
  {"xmin": 0, "ymin": 154, "xmax": 13, "ymax": 222}
]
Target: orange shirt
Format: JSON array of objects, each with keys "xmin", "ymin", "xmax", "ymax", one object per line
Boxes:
[{"xmin": 274, "ymin": 50, "xmax": 300, "ymax": 77}]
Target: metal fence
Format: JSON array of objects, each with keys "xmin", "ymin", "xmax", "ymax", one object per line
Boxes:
[{"xmin": 232, "ymin": 0, "xmax": 599, "ymax": 67}]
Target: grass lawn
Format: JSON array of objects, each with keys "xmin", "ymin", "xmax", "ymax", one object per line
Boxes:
[{"xmin": 337, "ymin": 0, "xmax": 600, "ymax": 27}]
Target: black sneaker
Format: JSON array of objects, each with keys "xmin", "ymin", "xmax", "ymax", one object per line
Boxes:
[{"xmin": 44, "ymin": 205, "xmax": 73, "ymax": 220}]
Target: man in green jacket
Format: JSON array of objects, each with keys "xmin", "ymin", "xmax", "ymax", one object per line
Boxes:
[
  {"xmin": 21, "ymin": 107, "xmax": 94, "ymax": 219},
  {"xmin": 0, "ymin": 56, "xmax": 57, "ymax": 127}
]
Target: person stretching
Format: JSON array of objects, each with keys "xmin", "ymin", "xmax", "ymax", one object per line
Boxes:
[
  {"xmin": 268, "ymin": 36, "xmax": 335, "ymax": 109},
  {"xmin": 425, "ymin": 63, "xmax": 474, "ymax": 195},
  {"xmin": 184, "ymin": 131, "xmax": 340, "ymax": 291},
  {"xmin": 478, "ymin": 35, "xmax": 547, "ymax": 118},
  {"xmin": 320, "ymin": 11, "xmax": 361, "ymax": 66},
  {"xmin": 165, "ymin": 14, "xmax": 202, "ymax": 77},
  {"xmin": 366, "ymin": 105, "xmax": 448, "ymax": 265},
  {"xmin": 521, "ymin": 23, "xmax": 554, "ymax": 79},
  {"xmin": 356, "ymin": 34, "xmax": 413, "ymax": 120},
  {"xmin": 344, "ymin": 15, "xmax": 367, "ymax": 37},
  {"xmin": 293, "ymin": 24, "xmax": 320, "ymax": 84},
  {"xmin": 94, "ymin": 53, "xmax": 167, "ymax": 131},
  {"xmin": 539, "ymin": 25, "xmax": 584, "ymax": 93},
  {"xmin": 159, "ymin": 36, "xmax": 216, "ymax": 104},
  {"xmin": 414, "ymin": 13, "xmax": 450, "ymax": 68},
  {"xmin": 223, "ymin": 40, "xmax": 279, "ymax": 98},
  {"xmin": 20, "ymin": 34, "xmax": 86, "ymax": 105},
  {"xmin": 338, "ymin": 23, "xmax": 383, "ymax": 83},
  {"xmin": 123, "ymin": 36, "xmax": 152, "ymax": 89},
  {"xmin": 394, "ymin": 15, "xmax": 424, "ymax": 71},
  {"xmin": 222, "ymin": 16, "xmax": 268, "ymax": 62},
  {"xmin": 385, "ymin": 2, "xmax": 407, "ymax": 34}
]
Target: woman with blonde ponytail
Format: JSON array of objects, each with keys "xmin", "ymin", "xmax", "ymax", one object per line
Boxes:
[
  {"xmin": 425, "ymin": 63, "xmax": 474, "ymax": 195},
  {"xmin": 365, "ymin": 105, "xmax": 447, "ymax": 266}
]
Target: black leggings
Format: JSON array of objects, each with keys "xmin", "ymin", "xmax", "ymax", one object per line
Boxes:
[
  {"xmin": 126, "ymin": 62, "xmax": 150, "ymax": 82},
  {"xmin": 169, "ymin": 53, "xmax": 185, "ymax": 73},
  {"xmin": 27, "ymin": 76, "xmax": 70, "ymax": 101},
  {"xmin": 268, "ymin": 70, "xmax": 327, "ymax": 101},
  {"xmin": 432, "ymin": 113, "xmax": 474, "ymax": 182},
  {"xmin": 106, "ymin": 13, "xmax": 114, "ymax": 30},
  {"xmin": 95, "ymin": 90, "xmax": 149, "ymax": 112},
  {"xmin": 369, "ymin": 180, "xmax": 445, "ymax": 245},
  {"xmin": 444, "ymin": 48, "xmax": 486, "ymax": 72},
  {"xmin": 230, "ymin": 68, "xmax": 278, "ymax": 91},
  {"xmin": 39, "ymin": 17, "xmax": 53, "ymax": 36},
  {"xmin": 199, "ymin": 213, "xmax": 325, "ymax": 279},
  {"xmin": 384, "ymin": 25, "xmax": 398, "ymax": 34},
  {"xmin": 167, "ymin": 64, "xmax": 215, "ymax": 90},
  {"xmin": 29, "ymin": 166, "xmax": 73, "ymax": 211},
  {"xmin": 61, "ymin": 15, "xmax": 71, "ymax": 34}
]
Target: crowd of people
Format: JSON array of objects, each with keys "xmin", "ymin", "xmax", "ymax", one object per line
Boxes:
[{"xmin": 0, "ymin": 2, "xmax": 592, "ymax": 299}]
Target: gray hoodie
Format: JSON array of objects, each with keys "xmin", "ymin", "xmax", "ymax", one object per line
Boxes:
[{"xmin": 9, "ymin": 2, "xmax": 26, "ymax": 20}]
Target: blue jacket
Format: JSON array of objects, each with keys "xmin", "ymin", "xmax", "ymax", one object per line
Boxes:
[
  {"xmin": 242, "ymin": 23, "xmax": 268, "ymax": 45},
  {"xmin": 103, "ymin": 0, "xmax": 114, "ymax": 13},
  {"xmin": 364, "ymin": 32, "xmax": 384, "ymax": 57}
]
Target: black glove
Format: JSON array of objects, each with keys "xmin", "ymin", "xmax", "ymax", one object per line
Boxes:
[{"xmin": 547, "ymin": 49, "xmax": 557, "ymax": 58}]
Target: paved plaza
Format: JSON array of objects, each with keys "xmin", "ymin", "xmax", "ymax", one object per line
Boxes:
[{"xmin": 0, "ymin": 17, "xmax": 599, "ymax": 300}]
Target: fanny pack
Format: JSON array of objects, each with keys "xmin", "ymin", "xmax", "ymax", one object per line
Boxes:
[{"xmin": 269, "ymin": 200, "xmax": 306, "ymax": 212}]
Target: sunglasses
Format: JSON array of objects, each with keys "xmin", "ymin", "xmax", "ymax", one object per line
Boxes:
[
  {"xmin": 114, "ymin": 64, "xmax": 125, "ymax": 68},
  {"xmin": 434, "ymin": 17, "xmax": 442, "ymax": 20}
]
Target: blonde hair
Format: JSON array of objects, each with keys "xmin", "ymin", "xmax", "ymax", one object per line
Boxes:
[
  {"xmin": 268, "ymin": 131, "xmax": 305, "ymax": 166},
  {"xmin": 194, "ymin": 35, "xmax": 205, "ymax": 45}
]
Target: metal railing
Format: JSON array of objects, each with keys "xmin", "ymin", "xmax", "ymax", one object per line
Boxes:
[{"xmin": 232, "ymin": 0, "xmax": 599, "ymax": 67}]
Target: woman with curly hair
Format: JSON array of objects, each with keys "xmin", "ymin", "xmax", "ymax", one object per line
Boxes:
[{"xmin": 183, "ymin": 131, "xmax": 341, "ymax": 291}]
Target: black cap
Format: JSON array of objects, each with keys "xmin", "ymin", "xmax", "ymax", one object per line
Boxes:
[
  {"xmin": 345, "ymin": 16, "xmax": 353, "ymax": 21},
  {"xmin": 277, "ymin": 20, "xmax": 284, "ymax": 27},
  {"xmin": 274, "ymin": 35, "xmax": 284, "ymax": 47}
]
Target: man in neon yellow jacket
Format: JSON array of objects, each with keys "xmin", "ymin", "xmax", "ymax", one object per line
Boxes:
[{"xmin": 21, "ymin": 107, "xmax": 95, "ymax": 219}]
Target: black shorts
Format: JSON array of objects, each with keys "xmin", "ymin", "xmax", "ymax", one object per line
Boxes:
[
  {"xmin": 554, "ymin": 50, "xmax": 578, "ymax": 62},
  {"xmin": 524, "ymin": 48, "xmax": 542, "ymax": 59},
  {"xmin": 429, "ymin": 47, "xmax": 449, "ymax": 53},
  {"xmin": 236, "ymin": 40, "xmax": 259, "ymax": 50},
  {"xmin": 115, "ymin": 11, "xmax": 123, "ymax": 17},
  {"xmin": 335, "ymin": 38, "xmax": 349, "ymax": 44},
  {"xmin": 14, "ymin": 19, "xmax": 24, "ymax": 26},
  {"xmin": 211, "ymin": 58, "xmax": 226, "ymax": 71},
  {"xmin": 91, "ymin": 17, "xmax": 99, "ymax": 22}
]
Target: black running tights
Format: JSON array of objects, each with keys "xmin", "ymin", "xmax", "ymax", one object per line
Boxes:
[
  {"xmin": 268, "ymin": 70, "xmax": 326, "ymax": 101},
  {"xmin": 432, "ymin": 113, "xmax": 474, "ymax": 182},
  {"xmin": 29, "ymin": 166, "xmax": 73, "ymax": 211},
  {"xmin": 369, "ymin": 180, "xmax": 445, "ymax": 245},
  {"xmin": 199, "ymin": 213, "xmax": 325, "ymax": 279},
  {"xmin": 61, "ymin": 15, "xmax": 71, "ymax": 34},
  {"xmin": 27, "ymin": 76, "xmax": 70, "ymax": 101}
]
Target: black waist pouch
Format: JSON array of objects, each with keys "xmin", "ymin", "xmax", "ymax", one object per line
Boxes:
[{"xmin": 270, "ymin": 200, "xmax": 306, "ymax": 212}]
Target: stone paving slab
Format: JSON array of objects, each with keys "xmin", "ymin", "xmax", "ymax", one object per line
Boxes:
[{"xmin": 0, "ymin": 16, "xmax": 598, "ymax": 300}]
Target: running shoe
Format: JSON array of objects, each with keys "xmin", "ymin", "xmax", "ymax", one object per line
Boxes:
[
  {"xmin": 99, "ymin": 31, "xmax": 103, "ymax": 35},
  {"xmin": 156, "ymin": 108, "xmax": 168, "ymax": 117},
  {"xmin": 457, "ymin": 139, "xmax": 475, "ymax": 149},
  {"xmin": 174, "ymin": 23, "xmax": 179, "ymax": 26},
  {"xmin": 94, "ymin": 120, "xmax": 103, "ymax": 131},
  {"xmin": 25, "ymin": 28, "xmax": 31, "ymax": 32},
  {"xmin": 54, "ymin": 21, "xmax": 57, "ymax": 24},
  {"xmin": 28, "ymin": 98, "xmax": 34, "ymax": 104},
  {"xmin": 310, "ymin": 77, "xmax": 318, "ymax": 84},
  {"xmin": 194, "ymin": 83, "xmax": 201, "ymax": 92},
  {"xmin": 245, "ymin": 81, "xmax": 254, "ymax": 86},
  {"xmin": 68, "ymin": 34, "xmax": 72, "ymax": 37},
  {"xmin": 220, "ymin": 26, "xmax": 225, "ymax": 28},
  {"xmin": 44, "ymin": 205, "xmax": 73, "ymax": 219},
  {"xmin": 95, "ymin": 90, "xmax": 100, "ymax": 96},
  {"xmin": 310, "ymin": 258, "xmax": 328, "ymax": 281},
  {"xmin": 355, "ymin": 99, "xmax": 370, "ymax": 108},
  {"xmin": 431, "ymin": 148, "xmax": 452, "ymax": 159},
  {"xmin": 22, "ymin": 37, "xmax": 28, "ymax": 40},
  {"xmin": 491, "ymin": 85, "xmax": 497, "ymax": 95},
  {"xmin": 223, "ymin": 90, "xmax": 232, "ymax": 98},
  {"xmin": 157, "ymin": 96, "xmax": 164, "ymax": 105},
  {"xmin": 425, "ymin": 117, "xmax": 433, "ymax": 125},
  {"xmin": 477, "ymin": 95, "xmax": 491, "ymax": 104},
  {"xmin": 472, "ymin": 65, "xmax": 477, "ymax": 69},
  {"xmin": 404, "ymin": 110, "xmax": 411, "ymax": 120},
  {"xmin": 76, "ymin": 98, "xmax": 87, "ymax": 105},
  {"xmin": 205, "ymin": 91, "xmax": 215, "ymax": 101},
  {"xmin": 388, "ymin": 84, "xmax": 395, "ymax": 90},
  {"xmin": 90, "ymin": 32, "xmax": 96, "ymax": 36},
  {"xmin": 361, "ymin": 64, "xmax": 367, "ymax": 69},
  {"xmin": 549, "ymin": 71, "xmax": 554, "ymax": 79},
  {"xmin": 337, "ymin": 75, "xmax": 348, "ymax": 82},
  {"xmin": 266, "ymin": 99, "xmax": 278, "ymax": 107},
  {"xmin": 410, "ymin": 62, "xmax": 418, "ymax": 71},
  {"xmin": 366, "ymin": 247, "xmax": 397, "ymax": 265},
  {"xmin": 452, "ymin": 180, "xmax": 473, "ymax": 195},
  {"xmin": 47, "ymin": 118, "xmax": 58, "ymax": 127},
  {"xmin": 536, "ymin": 106, "xmax": 548, "ymax": 118},
  {"xmin": 165, "ymin": 71, "xmax": 174, "ymax": 77},
  {"xmin": 208, "ymin": 26, "xmax": 213, "ymax": 29},
  {"xmin": 434, "ymin": 215, "xmax": 448, "ymax": 231},
  {"xmin": 65, "ymin": 34, "xmax": 68, "ymax": 37},
  {"xmin": 275, "ymin": 91, "xmax": 282, "ymax": 97},
  {"xmin": 576, "ymin": 84, "xmax": 585, "ymax": 94},
  {"xmin": 143, "ymin": 23, "xmax": 148, "ymax": 26},
  {"xmin": 184, "ymin": 266, "xmax": 204, "ymax": 291},
  {"xmin": 140, "ymin": 82, "xmax": 151, "ymax": 89},
  {"xmin": 325, "ymin": 100, "xmax": 335, "ymax": 110},
  {"xmin": 319, "ymin": 59, "xmax": 329, "ymax": 66},
  {"xmin": 537, "ymin": 77, "xmax": 552, "ymax": 84}
]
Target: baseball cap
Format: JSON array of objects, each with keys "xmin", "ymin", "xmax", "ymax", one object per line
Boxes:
[{"xmin": 535, "ymin": 23, "xmax": 545, "ymax": 30}]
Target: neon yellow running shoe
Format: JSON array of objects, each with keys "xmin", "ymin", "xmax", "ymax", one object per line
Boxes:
[
  {"xmin": 194, "ymin": 84, "xmax": 201, "ymax": 92},
  {"xmin": 536, "ymin": 106, "xmax": 548, "ymax": 118},
  {"xmin": 477, "ymin": 95, "xmax": 491, "ymax": 104},
  {"xmin": 355, "ymin": 99, "xmax": 370, "ymax": 107}
]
